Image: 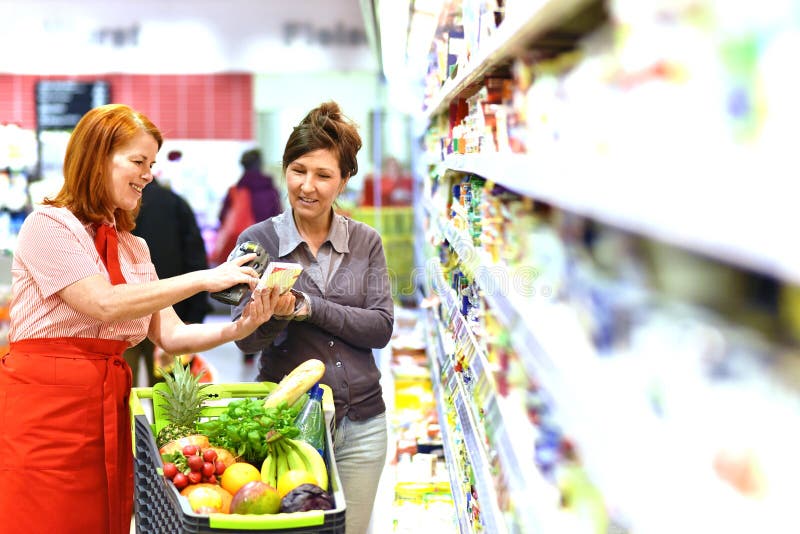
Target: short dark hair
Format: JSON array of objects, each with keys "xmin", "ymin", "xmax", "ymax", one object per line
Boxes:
[
  {"xmin": 282, "ymin": 101, "xmax": 361, "ymax": 179},
  {"xmin": 240, "ymin": 149, "xmax": 262, "ymax": 170}
]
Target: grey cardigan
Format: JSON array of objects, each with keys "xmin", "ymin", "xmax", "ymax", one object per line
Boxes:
[{"xmin": 232, "ymin": 215, "xmax": 394, "ymax": 424}]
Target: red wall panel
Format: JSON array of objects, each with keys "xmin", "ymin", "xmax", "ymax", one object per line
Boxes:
[{"xmin": 0, "ymin": 73, "xmax": 253, "ymax": 140}]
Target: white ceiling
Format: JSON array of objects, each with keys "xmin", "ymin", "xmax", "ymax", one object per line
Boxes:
[{"xmin": 0, "ymin": 0, "xmax": 380, "ymax": 74}]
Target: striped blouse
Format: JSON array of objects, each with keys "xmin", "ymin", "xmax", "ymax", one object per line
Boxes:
[{"xmin": 9, "ymin": 206, "xmax": 157, "ymax": 344}]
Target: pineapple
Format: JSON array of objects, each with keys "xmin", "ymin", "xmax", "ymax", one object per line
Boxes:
[{"xmin": 155, "ymin": 356, "xmax": 211, "ymax": 448}]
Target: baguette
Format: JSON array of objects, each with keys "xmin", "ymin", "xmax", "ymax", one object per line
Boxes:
[{"xmin": 264, "ymin": 359, "xmax": 326, "ymax": 409}]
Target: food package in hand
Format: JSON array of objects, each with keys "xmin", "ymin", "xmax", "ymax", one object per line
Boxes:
[{"xmin": 258, "ymin": 262, "xmax": 303, "ymax": 294}]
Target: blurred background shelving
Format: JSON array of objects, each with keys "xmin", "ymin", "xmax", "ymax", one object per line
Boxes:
[{"xmin": 412, "ymin": 1, "xmax": 800, "ymax": 533}]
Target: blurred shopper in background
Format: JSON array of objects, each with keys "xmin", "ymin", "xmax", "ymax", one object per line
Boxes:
[
  {"xmin": 360, "ymin": 156, "xmax": 413, "ymax": 207},
  {"xmin": 232, "ymin": 101, "xmax": 393, "ymax": 534},
  {"xmin": 124, "ymin": 149, "xmax": 212, "ymax": 386},
  {"xmin": 213, "ymin": 148, "xmax": 282, "ymax": 266},
  {"xmin": 228, "ymin": 148, "xmax": 282, "ymax": 223},
  {"xmin": 1, "ymin": 103, "xmax": 292, "ymax": 534},
  {"xmin": 215, "ymin": 147, "xmax": 283, "ymax": 363}
]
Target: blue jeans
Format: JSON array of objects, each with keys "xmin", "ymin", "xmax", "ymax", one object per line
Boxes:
[{"xmin": 333, "ymin": 412, "xmax": 388, "ymax": 534}]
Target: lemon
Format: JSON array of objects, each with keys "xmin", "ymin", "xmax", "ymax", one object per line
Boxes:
[{"xmin": 277, "ymin": 469, "xmax": 318, "ymax": 498}]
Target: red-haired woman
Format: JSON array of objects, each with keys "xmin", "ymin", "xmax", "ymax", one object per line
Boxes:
[{"xmin": 0, "ymin": 104, "xmax": 294, "ymax": 533}]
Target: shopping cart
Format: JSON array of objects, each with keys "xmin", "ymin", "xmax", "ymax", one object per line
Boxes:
[{"xmin": 130, "ymin": 383, "xmax": 345, "ymax": 533}]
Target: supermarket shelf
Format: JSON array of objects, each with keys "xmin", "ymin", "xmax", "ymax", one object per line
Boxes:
[
  {"xmin": 414, "ymin": 204, "xmax": 429, "ymax": 277},
  {"xmin": 438, "ymin": 218, "xmax": 631, "ymax": 455},
  {"xmin": 427, "ymin": 228, "xmax": 644, "ymax": 529},
  {"xmin": 435, "ymin": 216, "xmax": 553, "ymax": 384},
  {"xmin": 433, "ymin": 210, "xmax": 607, "ymax": 442},
  {"xmin": 425, "ymin": 309, "xmax": 471, "ymax": 534},
  {"xmin": 444, "ymin": 302, "xmax": 561, "ymax": 532},
  {"xmin": 488, "ymin": 394, "xmax": 561, "ymax": 533},
  {"xmin": 452, "ymin": 386, "xmax": 505, "ymax": 534},
  {"xmin": 420, "ymin": 0, "xmax": 800, "ymax": 285},
  {"xmin": 417, "ymin": 1, "xmax": 800, "ymax": 530},
  {"xmin": 430, "ymin": 262, "xmax": 564, "ymax": 533},
  {"xmin": 437, "ymin": 152, "xmax": 800, "ymax": 285},
  {"xmin": 428, "ymin": 212, "xmax": 796, "ymax": 533},
  {"xmin": 427, "ymin": 276, "xmax": 508, "ymax": 533},
  {"xmin": 437, "ymin": 153, "xmax": 568, "ymax": 206},
  {"xmin": 423, "ymin": 0, "xmax": 601, "ymax": 118}
]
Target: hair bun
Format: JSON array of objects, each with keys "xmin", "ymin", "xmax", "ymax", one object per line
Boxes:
[
  {"xmin": 316, "ymin": 101, "xmax": 341, "ymax": 122},
  {"xmin": 283, "ymin": 100, "xmax": 361, "ymax": 179}
]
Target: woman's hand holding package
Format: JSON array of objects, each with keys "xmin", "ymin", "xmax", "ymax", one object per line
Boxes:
[
  {"xmin": 273, "ymin": 291, "xmax": 296, "ymax": 317},
  {"xmin": 233, "ymin": 285, "xmax": 294, "ymax": 337}
]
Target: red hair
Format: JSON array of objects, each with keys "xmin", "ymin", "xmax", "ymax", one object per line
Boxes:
[{"xmin": 43, "ymin": 103, "xmax": 163, "ymax": 232}]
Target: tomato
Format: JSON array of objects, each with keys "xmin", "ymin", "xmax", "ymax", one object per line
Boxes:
[
  {"xmin": 163, "ymin": 462, "xmax": 178, "ymax": 480},
  {"xmin": 182, "ymin": 445, "xmax": 199, "ymax": 457},
  {"xmin": 173, "ymin": 472, "xmax": 189, "ymax": 490},
  {"xmin": 187, "ymin": 455, "xmax": 205, "ymax": 473},
  {"xmin": 202, "ymin": 448, "xmax": 218, "ymax": 463}
]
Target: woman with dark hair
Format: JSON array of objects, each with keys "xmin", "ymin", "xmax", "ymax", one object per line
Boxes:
[
  {"xmin": 0, "ymin": 103, "xmax": 293, "ymax": 533},
  {"xmin": 232, "ymin": 101, "xmax": 393, "ymax": 534}
]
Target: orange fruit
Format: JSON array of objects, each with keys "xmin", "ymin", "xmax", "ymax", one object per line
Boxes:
[
  {"xmin": 277, "ymin": 469, "xmax": 317, "ymax": 498},
  {"xmin": 220, "ymin": 462, "xmax": 262, "ymax": 496}
]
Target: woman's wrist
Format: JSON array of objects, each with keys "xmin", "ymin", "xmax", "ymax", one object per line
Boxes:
[
  {"xmin": 188, "ymin": 268, "xmax": 210, "ymax": 292},
  {"xmin": 289, "ymin": 289, "xmax": 311, "ymax": 321}
]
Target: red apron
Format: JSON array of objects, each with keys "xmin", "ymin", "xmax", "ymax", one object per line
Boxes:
[{"xmin": 0, "ymin": 338, "xmax": 133, "ymax": 534}]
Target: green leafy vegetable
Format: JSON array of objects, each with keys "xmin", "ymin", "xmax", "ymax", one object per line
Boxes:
[
  {"xmin": 196, "ymin": 398, "xmax": 299, "ymax": 464},
  {"xmin": 161, "ymin": 450, "xmax": 188, "ymax": 472}
]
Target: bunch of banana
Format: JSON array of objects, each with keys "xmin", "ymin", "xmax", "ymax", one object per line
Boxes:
[
  {"xmin": 261, "ymin": 442, "xmax": 279, "ymax": 488},
  {"xmin": 260, "ymin": 437, "xmax": 328, "ymax": 491}
]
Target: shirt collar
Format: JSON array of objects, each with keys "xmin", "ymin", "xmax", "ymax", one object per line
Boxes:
[
  {"xmin": 275, "ymin": 207, "xmax": 350, "ymax": 257},
  {"xmin": 85, "ymin": 219, "xmax": 117, "ymax": 234}
]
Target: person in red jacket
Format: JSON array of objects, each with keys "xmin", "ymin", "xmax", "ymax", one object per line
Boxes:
[
  {"xmin": 217, "ymin": 148, "xmax": 282, "ymax": 232},
  {"xmin": 0, "ymin": 103, "xmax": 293, "ymax": 534},
  {"xmin": 218, "ymin": 148, "xmax": 284, "ymax": 364}
]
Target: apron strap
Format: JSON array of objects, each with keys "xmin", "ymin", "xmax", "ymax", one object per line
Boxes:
[{"xmin": 103, "ymin": 354, "xmax": 133, "ymax": 533}]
